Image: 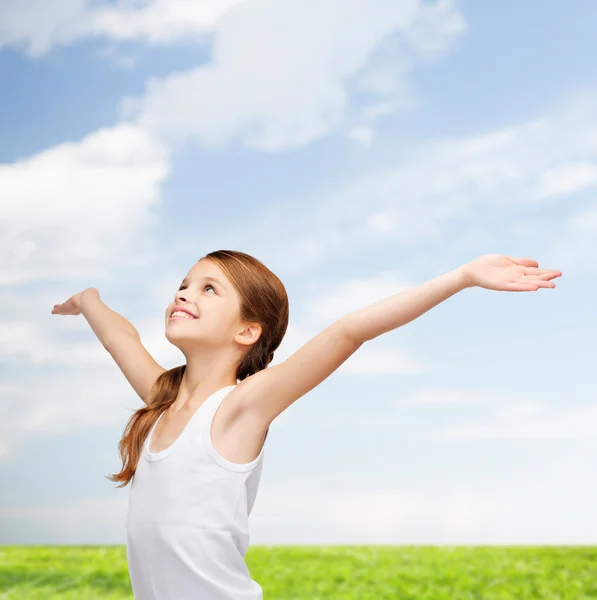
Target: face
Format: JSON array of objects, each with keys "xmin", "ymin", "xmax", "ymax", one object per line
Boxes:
[{"xmin": 165, "ymin": 259, "xmax": 259, "ymax": 354}]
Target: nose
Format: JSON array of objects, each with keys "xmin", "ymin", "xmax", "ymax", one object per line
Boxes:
[
  {"xmin": 174, "ymin": 292, "xmax": 196, "ymax": 309},
  {"xmin": 176, "ymin": 288, "xmax": 192, "ymax": 303}
]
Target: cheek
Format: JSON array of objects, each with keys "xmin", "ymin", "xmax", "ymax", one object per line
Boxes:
[{"xmin": 202, "ymin": 310, "xmax": 237, "ymax": 335}]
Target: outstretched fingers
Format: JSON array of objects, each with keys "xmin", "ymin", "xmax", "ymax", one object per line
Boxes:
[
  {"xmin": 509, "ymin": 277, "xmax": 556, "ymax": 291},
  {"xmin": 509, "ymin": 256, "xmax": 539, "ymax": 268},
  {"xmin": 507, "ymin": 283, "xmax": 540, "ymax": 292},
  {"xmin": 523, "ymin": 267, "xmax": 562, "ymax": 280}
]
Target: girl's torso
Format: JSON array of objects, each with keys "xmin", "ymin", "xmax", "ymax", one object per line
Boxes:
[{"xmin": 125, "ymin": 384, "xmax": 268, "ymax": 600}]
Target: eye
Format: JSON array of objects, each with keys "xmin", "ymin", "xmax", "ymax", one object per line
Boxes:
[{"xmin": 177, "ymin": 283, "xmax": 216, "ymax": 293}]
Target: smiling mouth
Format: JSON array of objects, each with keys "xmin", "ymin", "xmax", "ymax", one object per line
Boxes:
[{"xmin": 169, "ymin": 311, "xmax": 198, "ymax": 320}]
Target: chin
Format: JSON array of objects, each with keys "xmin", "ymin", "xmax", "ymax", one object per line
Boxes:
[
  {"xmin": 165, "ymin": 325, "xmax": 204, "ymax": 347},
  {"xmin": 165, "ymin": 327, "xmax": 188, "ymax": 344}
]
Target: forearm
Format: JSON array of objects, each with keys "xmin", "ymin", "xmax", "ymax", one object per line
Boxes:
[
  {"xmin": 339, "ymin": 266, "xmax": 470, "ymax": 344},
  {"xmin": 80, "ymin": 289, "xmax": 140, "ymax": 348}
]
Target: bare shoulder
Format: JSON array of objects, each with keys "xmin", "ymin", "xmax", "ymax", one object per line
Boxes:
[{"xmin": 210, "ymin": 376, "xmax": 271, "ymax": 464}]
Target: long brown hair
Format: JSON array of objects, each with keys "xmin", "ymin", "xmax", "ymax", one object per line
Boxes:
[{"xmin": 106, "ymin": 250, "xmax": 289, "ymax": 488}]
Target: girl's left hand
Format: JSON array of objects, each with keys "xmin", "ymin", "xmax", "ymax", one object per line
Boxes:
[{"xmin": 462, "ymin": 254, "xmax": 562, "ymax": 292}]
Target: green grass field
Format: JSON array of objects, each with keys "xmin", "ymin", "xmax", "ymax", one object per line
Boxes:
[{"xmin": 1, "ymin": 546, "xmax": 596, "ymax": 599}]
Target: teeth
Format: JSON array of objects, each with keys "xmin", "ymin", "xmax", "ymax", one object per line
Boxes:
[{"xmin": 171, "ymin": 311, "xmax": 195, "ymax": 319}]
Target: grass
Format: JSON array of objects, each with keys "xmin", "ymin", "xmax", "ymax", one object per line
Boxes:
[{"xmin": 1, "ymin": 545, "xmax": 596, "ymax": 599}]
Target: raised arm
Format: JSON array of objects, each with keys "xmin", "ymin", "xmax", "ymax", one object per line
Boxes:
[
  {"xmin": 238, "ymin": 254, "xmax": 562, "ymax": 426},
  {"xmin": 52, "ymin": 288, "xmax": 166, "ymax": 404}
]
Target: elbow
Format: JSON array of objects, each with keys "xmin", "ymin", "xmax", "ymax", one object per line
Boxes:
[{"xmin": 336, "ymin": 318, "xmax": 368, "ymax": 348}]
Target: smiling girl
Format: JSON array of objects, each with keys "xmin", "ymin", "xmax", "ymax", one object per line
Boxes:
[{"xmin": 51, "ymin": 249, "xmax": 561, "ymax": 599}]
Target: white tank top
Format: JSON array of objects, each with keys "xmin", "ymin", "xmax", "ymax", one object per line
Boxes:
[{"xmin": 125, "ymin": 385, "xmax": 267, "ymax": 600}]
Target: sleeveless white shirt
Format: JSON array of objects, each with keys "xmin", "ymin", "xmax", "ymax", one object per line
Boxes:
[{"xmin": 125, "ymin": 385, "xmax": 267, "ymax": 599}]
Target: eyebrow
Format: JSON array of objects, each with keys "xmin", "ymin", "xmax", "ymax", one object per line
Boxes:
[{"xmin": 181, "ymin": 276, "xmax": 226, "ymax": 289}]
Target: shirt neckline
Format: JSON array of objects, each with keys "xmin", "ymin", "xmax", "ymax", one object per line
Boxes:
[{"xmin": 144, "ymin": 384, "xmax": 237, "ymax": 462}]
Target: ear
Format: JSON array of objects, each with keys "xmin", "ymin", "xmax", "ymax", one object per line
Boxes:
[{"xmin": 234, "ymin": 322, "xmax": 262, "ymax": 347}]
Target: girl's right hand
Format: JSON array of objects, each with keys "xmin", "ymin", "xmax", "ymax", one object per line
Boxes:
[{"xmin": 51, "ymin": 288, "xmax": 97, "ymax": 316}]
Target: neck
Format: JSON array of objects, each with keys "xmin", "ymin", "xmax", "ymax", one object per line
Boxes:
[{"xmin": 173, "ymin": 346, "xmax": 239, "ymax": 410}]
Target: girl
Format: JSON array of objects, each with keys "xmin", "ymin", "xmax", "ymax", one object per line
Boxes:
[{"xmin": 51, "ymin": 250, "xmax": 561, "ymax": 599}]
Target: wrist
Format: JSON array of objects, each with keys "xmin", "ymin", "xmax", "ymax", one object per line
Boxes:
[
  {"xmin": 455, "ymin": 265, "xmax": 474, "ymax": 290},
  {"xmin": 79, "ymin": 288, "xmax": 99, "ymax": 311}
]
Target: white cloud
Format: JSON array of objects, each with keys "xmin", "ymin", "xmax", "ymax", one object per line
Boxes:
[
  {"xmin": 0, "ymin": 495, "xmax": 127, "ymax": 523},
  {"xmin": 338, "ymin": 342, "xmax": 426, "ymax": 375},
  {"xmin": 2, "ymin": 0, "xmax": 465, "ymax": 151},
  {"xmin": 302, "ymin": 388, "xmax": 572, "ymax": 437},
  {"xmin": 348, "ymin": 126, "xmax": 374, "ymax": 147},
  {"xmin": 84, "ymin": 0, "xmax": 241, "ymax": 44},
  {"xmin": 494, "ymin": 402, "xmax": 545, "ymax": 419},
  {"xmin": 0, "ymin": 0, "xmax": 85, "ymax": 56},
  {"xmin": 0, "ymin": 320, "xmax": 110, "ymax": 365},
  {"xmin": 442, "ymin": 403, "xmax": 597, "ymax": 439},
  {"xmin": 405, "ymin": 388, "xmax": 494, "ymax": 406},
  {"xmin": 569, "ymin": 206, "xmax": 597, "ymax": 233},
  {"xmin": 132, "ymin": 0, "xmax": 464, "ymax": 150},
  {"xmin": 362, "ymin": 100, "xmax": 399, "ymax": 120},
  {"xmin": 292, "ymin": 270, "xmax": 428, "ymax": 376},
  {"xmin": 270, "ymin": 319, "xmax": 425, "ymax": 378},
  {"xmin": 269, "ymin": 268, "xmax": 427, "ymax": 377},
  {"xmin": 0, "ymin": 495, "xmax": 128, "ymax": 544},
  {"xmin": 136, "ymin": 317, "xmax": 186, "ymax": 368},
  {"xmin": 244, "ymin": 93, "xmax": 597, "ymax": 273},
  {"xmin": 306, "ymin": 272, "xmax": 414, "ymax": 323},
  {"xmin": 252, "ymin": 486, "xmax": 503, "ymax": 542},
  {"xmin": 542, "ymin": 204, "xmax": 597, "ymax": 270},
  {"xmin": 0, "ymin": 366, "xmax": 139, "ymax": 462},
  {"xmin": 251, "ymin": 482, "xmax": 597, "ymax": 544},
  {"xmin": 335, "ymin": 108, "xmax": 597, "ymax": 238},
  {"xmin": 534, "ymin": 162, "xmax": 597, "ymax": 200},
  {"xmin": 0, "ymin": 0, "xmax": 239, "ymax": 56},
  {"xmin": 0, "ymin": 123, "xmax": 169, "ymax": 286},
  {"xmin": 0, "ymin": 311, "xmax": 184, "ymax": 460},
  {"xmin": 0, "ymin": 123, "xmax": 172, "ymax": 460},
  {"xmin": 0, "ymin": 315, "xmax": 183, "ymax": 369}
]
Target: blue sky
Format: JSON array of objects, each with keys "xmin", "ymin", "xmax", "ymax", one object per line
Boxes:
[{"xmin": 1, "ymin": 0, "xmax": 597, "ymax": 546}]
